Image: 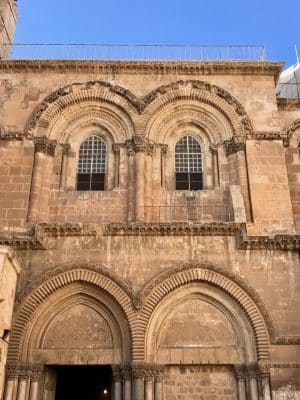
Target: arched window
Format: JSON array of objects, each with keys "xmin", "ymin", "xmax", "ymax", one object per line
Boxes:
[
  {"xmin": 77, "ymin": 135, "xmax": 106, "ymax": 191},
  {"xmin": 175, "ymin": 135, "xmax": 203, "ymax": 190}
]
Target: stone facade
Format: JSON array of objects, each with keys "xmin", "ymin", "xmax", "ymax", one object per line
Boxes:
[
  {"xmin": 0, "ymin": 57, "xmax": 299, "ymax": 400},
  {"xmin": 0, "ymin": 0, "xmax": 17, "ymax": 59}
]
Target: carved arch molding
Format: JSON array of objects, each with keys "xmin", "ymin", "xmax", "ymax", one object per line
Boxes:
[
  {"xmin": 24, "ymin": 80, "xmax": 253, "ymax": 139},
  {"xmin": 9, "ymin": 261, "xmax": 275, "ymax": 365}
]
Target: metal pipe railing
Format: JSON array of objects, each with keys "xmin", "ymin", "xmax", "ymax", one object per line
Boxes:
[{"xmin": 2, "ymin": 43, "xmax": 267, "ymax": 61}]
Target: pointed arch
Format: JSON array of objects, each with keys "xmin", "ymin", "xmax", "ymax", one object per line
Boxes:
[
  {"xmin": 134, "ymin": 262, "xmax": 275, "ymax": 362},
  {"xmin": 8, "ymin": 263, "xmax": 137, "ymax": 364}
]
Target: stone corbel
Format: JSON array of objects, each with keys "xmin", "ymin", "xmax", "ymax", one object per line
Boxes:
[
  {"xmin": 126, "ymin": 136, "xmax": 155, "ymax": 156},
  {"xmin": 223, "ymin": 137, "xmax": 246, "ymax": 156},
  {"xmin": 34, "ymin": 136, "xmax": 57, "ymax": 156}
]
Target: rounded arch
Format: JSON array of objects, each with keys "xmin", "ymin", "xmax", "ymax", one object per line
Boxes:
[
  {"xmin": 142, "ymin": 80, "xmax": 253, "ymax": 139},
  {"xmin": 25, "ymin": 81, "xmax": 141, "ymax": 138},
  {"xmin": 8, "ymin": 263, "xmax": 137, "ymax": 364},
  {"xmin": 136, "ymin": 262, "xmax": 275, "ymax": 362}
]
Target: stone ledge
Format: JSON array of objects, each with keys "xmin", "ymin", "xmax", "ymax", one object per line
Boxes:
[
  {"xmin": 277, "ymin": 98, "xmax": 300, "ymax": 110},
  {"xmin": 1, "ymin": 223, "xmax": 300, "ymax": 250},
  {"xmin": 0, "ymin": 60, "xmax": 284, "ymax": 80}
]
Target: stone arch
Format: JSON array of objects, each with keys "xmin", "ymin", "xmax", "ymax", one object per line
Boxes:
[
  {"xmin": 286, "ymin": 119, "xmax": 300, "ymax": 147},
  {"xmin": 25, "ymin": 81, "xmax": 141, "ymax": 137},
  {"xmin": 8, "ymin": 263, "xmax": 137, "ymax": 364},
  {"xmin": 142, "ymin": 80, "xmax": 253, "ymax": 139},
  {"xmin": 135, "ymin": 262, "xmax": 275, "ymax": 362}
]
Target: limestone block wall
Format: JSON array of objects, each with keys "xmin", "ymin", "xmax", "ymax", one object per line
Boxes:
[
  {"xmin": 0, "ymin": 0, "xmax": 17, "ymax": 59},
  {"xmin": 0, "ymin": 247, "xmax": 20, "ymax": 399},
  {"xmin": 0, "ymin": 140, "xmax": 33, "ymax": 226}
]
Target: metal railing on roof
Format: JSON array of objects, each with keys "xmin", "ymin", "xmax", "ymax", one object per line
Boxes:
[
  {"xmin": 2, "ymin": 43, "xmax": 267, "ymax": 61},
  {"xmin": 276, "ymin": 82, "xmax": 300, "ymax": 98}
]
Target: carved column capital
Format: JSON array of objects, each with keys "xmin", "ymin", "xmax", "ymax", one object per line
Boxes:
[
  {"xmin": 223, "ymin": 137, "xmax": 246, "ymax": 156},
  {"xmin": 34, "ymin": 136, "xmax": 57, "ymax": 156},
  {"xmin": 112, "ymin": 365, "xmax": 122, "ymax": 382},
  {"xmin": 60, "ymin": 143, "xmax": 71, "ymax": 156},
  {"xmin": 234, "ymin": 364, "xmax": 246, "ymax": 381},
  {"xmin": 112, "ymin": 143, "xmax": 122, "ymax": 156},
  {"xmin": 18, "ymin": 364, "xmax": 31, "ymax": 381},
  {"xmin": 153, "ymin": 364, "xmax": 165, "ymax": 382},
  {"xmin": 30, "ymin": 364, "xmax": 44, "ymax": 382},
  {"xmin": 6, "ymin": 362, "xmax": 20, "ymax": 380},
  {"xmin": 131, "ymin": 363, "xmax": 148, "ymax": 379},
  {"xmin": 159, "ymin": 144, "xmax": 168, "ymax": 156},
  {"xmin": 126, "ymin": 136, "xmax": 155, "ymax": 156},
  {"xmin": 246, "ymin": 363, "xmax": 259, "ymax": 379}
]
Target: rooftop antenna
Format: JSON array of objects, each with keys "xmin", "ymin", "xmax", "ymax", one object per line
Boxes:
[{"xmin": 295, "ymin": 45, "xmax": 300, "ymax": 65}]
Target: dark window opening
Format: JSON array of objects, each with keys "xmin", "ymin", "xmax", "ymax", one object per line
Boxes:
[
  {"xmin": 77, "ymin": 135, "xmax": 106, "ymax": 191},
  {"xmin": 175, "ymin": 135, "xmax": 203, "ymax": 190},
  {"xmin": 55, "ymin": 365, "xmax": 112, "ymax": 400}
]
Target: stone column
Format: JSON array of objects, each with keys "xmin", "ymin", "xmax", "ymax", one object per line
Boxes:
[
  {"xmin": 132, "ymin": 364, "xmax": 145, "ymax": 400},
  {"xmin": 127, "ymin": 145, "xmax": 135, "ymax": 222},
  {"xmin": 112, "ymin": 365, "xmax": 122, "ymax": 400},
  {"xmin": 135, "ymin": 150, "xmax": 145, "ymax": 221},
  {"xmin": 27, "ymin": 136, "xmax": 57, "ymax": 222},
  {"xmin": 247, "ymin": 364, "xmax": 259, "ymax": 400},
  {"xmin": 16, "ymin": 365, "xmax": 31, "ymax": 400},
  {"xmin": 4, "ymin": 363, "xmax": 19, "ymax": 400},
  {"xmin": 153, "ymin": 365, "xmax": 164, "ymax": 400},
  {"xmin": 160, "ymin": 145, "xmax": 168, "ymax": 187},
  {"xmin": 144, "ymin": 368, "xmax": 154, "ymax": 400},
  {"xmin": 122, "ymin": 364, "xmax": 132, "ymax": 400},
  {"xmin": 258, "ymin": 363, "xmax": 271, "ymax": 400},
  {"xmin": 29, "ymin": 365, "xmax": 43, "ymax": 400},
  {"xmin": 59, "ymin": 143, "xmax": 71, "ymax": 188},
  {"xmin": 234, "ymin": 364, "xmax": 247, "ymax": 400},
  {"xmin": 210, "ymin": 145, "xmax": 219, "ymax": 187}
]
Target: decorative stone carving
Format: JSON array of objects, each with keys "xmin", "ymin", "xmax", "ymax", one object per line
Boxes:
[
  {"xmin": 60, "ymin": 143, "xmax": 71, "ymax": 155},
  {"xmin": 0, "ymin": 127, "xmax": 30, "ymax": 140},
  {"xmin": 236, "ymin": 232, "xmax": 300, "ymax": 250},
  {"xmin": 234, "ymin": 364, "xmax": 246, "ymax": 381},
  {"xmin": 126, "ymin": 136, "xmax": 155, "ymax": 156},
  {"xmin": 286, "ymin": 119, "xmax": 300, "ymax": 146},
  {"xmin": 275, "ymin": 336, "xmax": 300, "ymax": 345},
  {"xmin": 34, "ymin": 136, "xmax": 57, "ymax": 156},
  {"xmin": 223, "ymin": 137, "xmax": 246, "ymax": 156},
  {"xmin": 6, "ymin": 363, "xmax": 19, "ymax": 380},
  {"xmin": 277, "ymin": 98, "xmax": 300, "ymax": 111},
  {"xmin": 104, "ymin": 221, "xmax": 244, "ymax": 236},
  {"xmin": 36, "ymin": 222, "xmax": 97, "ymax": 238},
  {"xmin": 112, "ymin": 365, "xmax": 123, "ymax": 381}
]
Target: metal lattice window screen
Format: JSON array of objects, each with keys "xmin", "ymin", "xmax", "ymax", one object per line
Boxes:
[
  {"xmin": 77, "ymin": 135, "xmax": 106, "ymax": 173},
  {"xmin": 175, "ymin": 135, "xmax": 202, "ymax": 173}
]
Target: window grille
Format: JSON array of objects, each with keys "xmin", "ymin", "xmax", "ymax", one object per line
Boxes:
[
  {"xmin": 77, "ymin": 135, "xmax": 106, "ymax": 191},
  {"xmin": 175, "ymin": 135, "xmax": 203, "ymax": 190}
]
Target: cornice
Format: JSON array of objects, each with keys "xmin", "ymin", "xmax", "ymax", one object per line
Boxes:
[
  {"xmin": 277, "ymin": 98, "xmax": 300, "ymax": 111},
  {"xmin": 2, "ymin": 223, "xmax": 299, "ymax": 250},
  {"xmin": 36, "ymin": 222, "xmax": 98, "ymax": 238},
  {"xmin": 274, "ymin": 336, "xmax": 300, "ymax": 345},
  {"xmin": 104, "ymin": 222, "xmax": 244, "ymax": 236},
  {"xmin": 0, "ymin": 60, "xmax": 284, "ymax": 80},
  {"xmin": 236, "ymin": 232, "xmax": 300, "ymax": 250},
  {"xmin": 0, "ymin": 127, "xmax": 32, "ymax": 141}
]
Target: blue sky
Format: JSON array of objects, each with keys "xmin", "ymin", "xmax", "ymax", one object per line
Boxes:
[{"xmin": 14, "ymin": 0, "xmax": 299, "ymax": 67}]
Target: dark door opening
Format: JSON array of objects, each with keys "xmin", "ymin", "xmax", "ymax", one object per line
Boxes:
[{"xmin": 55, "ymin": 365, "xmax": 112, "ymax": 400}]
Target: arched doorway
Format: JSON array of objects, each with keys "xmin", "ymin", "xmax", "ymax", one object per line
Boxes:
[{"xmin": 4, "ymin": 267, "xmax": 134, "ymax": 400}]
